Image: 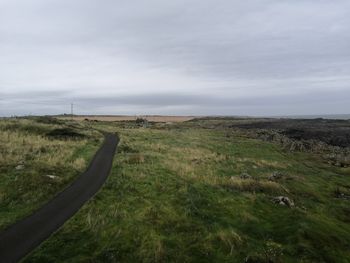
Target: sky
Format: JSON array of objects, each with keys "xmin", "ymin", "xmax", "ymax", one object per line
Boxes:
[{"xmin": 1, "ymin": 0, "xmax": 350, "ymax": 116}]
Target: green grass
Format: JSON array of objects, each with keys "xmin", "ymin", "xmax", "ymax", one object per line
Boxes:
[
  {"xmin": 0, "ymin": 118, "xmax": 102, "ymax": 231},
  {"xmin": 22, "ymin": 123, "xmax": 350, "ymax": 263}
]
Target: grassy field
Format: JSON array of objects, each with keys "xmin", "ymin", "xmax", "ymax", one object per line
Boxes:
[
  {"xmin": 19, "ymin": 119, "xmax": 350, "ymax": 262},
  {"xmin": 0, "ymin": 117, "xmax": 102, "ymax": 231}
]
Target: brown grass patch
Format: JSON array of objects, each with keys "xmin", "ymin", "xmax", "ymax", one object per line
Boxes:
[
  {"xmin": 126, "ymin": 153, "xmax": 145, "ymax": 164},
  {"xmin": 223, "ymin": 178, "xmax": 284, "ymax": 195},
  {"xmin": 236, "ymin": 157, "xmax": 288, "ymax": 169}
]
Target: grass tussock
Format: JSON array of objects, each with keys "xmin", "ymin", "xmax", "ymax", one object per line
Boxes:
[
  {"xmin": 223, "ymin": 178, "xmax": 284, "ymax": 195},
  {"xmin": 236, "ymin": 157, "xmax": 289, "ymax": 169},
  {"xmin": 125, "ymin": 153, "xmax": 145, "ymax": 164},
  {"xmin": 216, "ymin": 229, "xmax": 244, "ymax": 255}
]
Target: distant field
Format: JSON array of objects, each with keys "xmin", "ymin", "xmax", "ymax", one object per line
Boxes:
[{"xmin": 58, "ymin": 115, "xmax": 195, "ymax": 123}]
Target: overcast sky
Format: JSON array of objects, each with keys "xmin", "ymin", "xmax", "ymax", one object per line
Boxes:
[{"xmin": 1, "ymin": 0, "xmax": 350, "ymax": 116}]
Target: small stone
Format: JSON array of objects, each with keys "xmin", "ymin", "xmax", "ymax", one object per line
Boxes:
[
  {"xmin": 191, "ymin": 158, "xmax": 201, "ymax": 164},
  {"xmin": 45, "ymin": 175, "xmax": 59, "ymax": 180},
  {"xmin": 15, "ymin": 164, "xmax": 25, "ymax": 170},
  {"xmin": 273, "ymin": 196, "xmax": 294, "ymax": 207},
  {"xmin": 240, "ymin": 172, "xmax": 252, "ymax": 179},
  {"xmin": 268, "ymin": 171, "xmax": 283, "ymax": 181}
]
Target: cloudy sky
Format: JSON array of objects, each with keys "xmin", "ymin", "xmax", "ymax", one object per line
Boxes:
[{"xmin": 1, "ymin": 0, "xmax": 350, "ymax": 116}]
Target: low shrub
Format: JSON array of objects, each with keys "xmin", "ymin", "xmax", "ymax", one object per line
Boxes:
[
  {"xmin": 46, "ymin": 128, "xmax": 86, "ymax": 139},
  {"xmin": 34, "ymin": 116, "xmax": 63, "ymax": 125}
]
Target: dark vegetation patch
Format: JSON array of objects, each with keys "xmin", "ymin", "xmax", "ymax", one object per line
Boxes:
[
  {"xmin": 135, "ymin": 118, "xmax": 152, "ymax": 127},
  {"xmin": 282, "ymin": 128, "xmax": 350, "ymax": 148},
  {"xmin": 118, "ymin": 143, "xmax": 139, "ymax": 153},
  {"xmin": 232, "ymin": 119, "xmax": 350, "ymax": 148},
  {"xmin": 223, "ymin": 118, "xmax": 350, "ymax": 167},
  {"xmin": 84, "ymin": 118, "xmax": 99, "ymax": 122},
  {"xmin": 33, "ymin": 116, "xmax": 63, "ymax": 125},
  {"xmin": 46, "ymin": 128, "xmax": 86, "ymax": 139},
  {"xmin": 338, "ymin": 207, "xmax": 350, "ymax": 223},
  {"xmin": 135, "ymin": 117, "xmax": 147, "ymax": 124}
]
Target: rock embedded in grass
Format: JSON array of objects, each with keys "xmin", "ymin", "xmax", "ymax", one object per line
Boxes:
[
  {"xmin": 268, "ymin": 171, "xmax": 284, "ymax": 181},
  {"xmin": 15, "ymin": 164, "xmax": 25, "ymax": 170},
  {"xmin": 191, "ymin": 158, "xmax": 201, "ymax": 164},
  {"xmin": 45, "ymin": 175, "xmax": 60, "ymax": 180},
  {"xmin": 273, "ymin": 196, "xmax": 294, "ymax": 207},
  {"xmin": 334, "ymin": 187, "xmax": 350, "ymax": 200},
  {"xmin": 240, "ymin": 172, "xmax": 252, "ymax": 179}
]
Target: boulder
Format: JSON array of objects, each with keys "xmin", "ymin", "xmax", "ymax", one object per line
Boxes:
[{"xmin": 273, "ymin": 196, "xmax": 294, "ymax": 207}]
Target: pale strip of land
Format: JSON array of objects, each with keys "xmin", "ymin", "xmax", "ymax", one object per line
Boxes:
[{"xmin": 58, "ymin": 115, "xmax": 195, "ymax": 123}]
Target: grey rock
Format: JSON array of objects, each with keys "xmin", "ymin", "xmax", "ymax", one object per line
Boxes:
[
  {"xmin": 240, "ymin": 172, "xmax": 252, "ymax": 179},
  {"xmin": 15, "ymin": 164, "xmax": 25, "ymax": 170},
  {"xmin": 268, "ymin": 171, "xmax": 284, "ymax": 181},
  {"xmin": 273, "ymin": 196, "xmax": 294, "ymax": 207},
  {"xmin": 45, "ymin": 175, "xmax": 59, "ymax": 180}
]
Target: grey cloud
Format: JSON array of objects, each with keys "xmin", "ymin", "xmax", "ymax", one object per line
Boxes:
[
  {"xmin": 1, "ymin": 0, "xmax": 350, "ymax": 116},
  {"xmin": 76, "ymin": 89, "xmax": 350, "ymax": 108},
  {"xmin": 1, "ymin": 89, "xmax": 349, "ymax": 116}
]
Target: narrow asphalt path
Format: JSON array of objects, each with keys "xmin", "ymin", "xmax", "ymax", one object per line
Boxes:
[{"xmin": 0, "ymin": 133, "xmax": 118, "ymax": 263}]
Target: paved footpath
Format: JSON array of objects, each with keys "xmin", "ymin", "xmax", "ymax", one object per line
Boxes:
[{"xmin": 0, "ymin": 133, "xmax": 118, "ymax": 263}]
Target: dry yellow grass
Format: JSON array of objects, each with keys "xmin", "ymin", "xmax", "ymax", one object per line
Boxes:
[
  {"xmin": 236, "ymin": 157, "xmax": 289, "ymax": 169},
  {"xmin": 116, "ymin": 128, "xmax": 286, "ymax": 196},
  {"xmin": 216, "ymin": 229, "xmax": 243, "ymax": 255},
  {"xmin": 223, "ymin": 177, "xmax": 284, "ymax": 194},
  {"xmin": 0, "ymin": 120, "xmax": 94, "ymax": 172}
]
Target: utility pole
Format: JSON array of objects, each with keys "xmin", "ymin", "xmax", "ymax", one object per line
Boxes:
[{"xmin": 71, "ymin": 103, "xmax": 74, "ymax": 120}]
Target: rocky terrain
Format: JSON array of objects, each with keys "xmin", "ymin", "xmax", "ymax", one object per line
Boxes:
[{"xmin": 229, "ymin": 118, "xmax": 350, "ymax": 167}]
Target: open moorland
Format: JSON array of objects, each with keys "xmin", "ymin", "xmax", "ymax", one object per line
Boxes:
[
  {"xmin": 1, "ymin": 116, "xmax": 350, "ymax": 262},
  {"xmin": 57, "ymin": 115, "xmax": 195, "ymax": 123}
]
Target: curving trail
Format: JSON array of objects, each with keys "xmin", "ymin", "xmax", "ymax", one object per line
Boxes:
[{"xmin": 0, "ymin": 133, "xmax": 118, "ymax": 263}]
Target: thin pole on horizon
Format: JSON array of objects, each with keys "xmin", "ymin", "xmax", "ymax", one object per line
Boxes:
[{"xmin": 71, "ymin": 103, "xmax": 74, "ymax": 120}]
